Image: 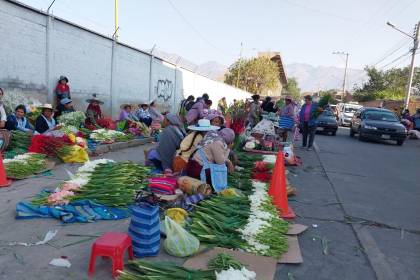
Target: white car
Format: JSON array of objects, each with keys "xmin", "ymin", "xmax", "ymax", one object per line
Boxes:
[{"xmin": 337, "ymin": 103, "xmax": 362, "ymax": 126}]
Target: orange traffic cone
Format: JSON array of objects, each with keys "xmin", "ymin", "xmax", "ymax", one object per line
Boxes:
[
  {"xmin": 268, "ymin": 151, "xmax": 295, "ymax": 219},
  {"xmin": 0, "ymin": 154, "xmax": 12, "ymax": 188}
]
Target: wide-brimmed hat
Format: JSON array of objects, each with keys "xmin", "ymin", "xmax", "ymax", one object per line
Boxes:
[
  {"xmin": 188, "ymin": 119, "xmax": 220, "ymax": 131},
  {"xmin": 149, "ymin": 99, "xmax": 156, "ymax": 106},
  {"xmin": 60, "ymin": 98, "xmax": 72, "ymax": 106},
  {"xmin": 120, "ymin": 103, "xmax": 132, "ymax": 109},
  {"xmin": 59, "ymin": 75, "xmax": 68, "ymax": 83},
  {"xmin": 86, "ymin": 94, "xmax": 104, "ymax": 104},
  {"xmin": 40, "ymin": 104, "xmax": 54, "ymax": 110}
]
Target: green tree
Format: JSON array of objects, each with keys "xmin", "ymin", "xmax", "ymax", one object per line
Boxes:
[
  {"xmin": 283, "ymin": 78, "xmax": 301, "ymax": 100},
  {"xmin": 225, "ymin": 57, "xmax": 280, "ymax": 94},
  {"xmin": 354, "ymin": 66, "xmax": 420, "ymax": 102}
]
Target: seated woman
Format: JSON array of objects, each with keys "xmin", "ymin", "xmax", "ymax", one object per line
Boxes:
[
  {"xmin": 149, "ymin": 100, "xmax": 164, "ymax": 132},
  {"xmin": 135, "ymin": 102, "xmax": 152, "ymax": 127},
  {"xmin": 206, "ymin": 114, "xmax": 225, "ymax": 129},
  {"xmin": 119, "ymin": 104, "xmax": 139, "ymax": 122},
  {"xmin": 55, "ymin": 98, "xmax": 75, "ymax": 119},
  {"xmin": 173, "ymin": 119, "xmax": 219, "ymax": 173},
  {"xmin": 85, "ymin": 94, "xmax": 115, "ymax": 130},
  {"xmin": 185, "ymin": 127, "xmax": 235, "ymax": 184},
  {"xmin": 147, "ymin": 113, "xmax": 186, "ymax": 173},
  {"xmin": 6, "ymin": 104, "xmax": 35, "ymax": 134},
  {"xmin": 35, "ymin": 104, "xmax": 60, "ymax": 134}
]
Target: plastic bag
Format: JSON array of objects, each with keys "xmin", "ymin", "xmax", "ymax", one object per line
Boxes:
[
  {"xmin": 164, "ymin": 216, "xmax": 199, "ymax": 257},
  {"xmin": 60, "ymin": 145, "xmax": 89, "ymax": 163}
]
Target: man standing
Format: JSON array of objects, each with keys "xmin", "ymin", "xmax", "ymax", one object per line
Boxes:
[{"xmin": 299, "ymin": 95, "xmax": 318, "ymax": 150}]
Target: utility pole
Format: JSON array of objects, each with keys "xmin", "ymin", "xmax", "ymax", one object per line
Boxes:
[
  {"xmin": 114, "ymin": 0, "xmax": 119, "ymax": 40},
  {"xmin": 333, "ymin": 51, "xmax": 349, "ymax": 102},
  {"xmin": 387, "ymin": 21, "xmax": 420, "ymax": 109},
  {"xmin": 236, "ymin": 42, "xmax": 243, "ymax": 88}
]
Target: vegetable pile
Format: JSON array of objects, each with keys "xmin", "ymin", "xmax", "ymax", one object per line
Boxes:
[
  {"xmin": 5, "ymin": 131, "xmax": 32, "ymax": 159},
  {"xmin": 208, "ymin": 253, "xmax": 244, "ymax": 271},
  {"xmin": 57, "ymin": 111, "xmax": 86, "ymax": 127},
  {"xmin": 90, "ymin": 129, "xmax": 133, "ymax": 142},
  {"xmin": 4, "ymin": 153, "xmax": 47, "ymax": 179},
  {"xmin": 32, "ymin": 159, "xmax": 150, "ymax": 207},
  {"xmin": 118, "ymin": 260, "xmax": 216, "ymax": 280}
]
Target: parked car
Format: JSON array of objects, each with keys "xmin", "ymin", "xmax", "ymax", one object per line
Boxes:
[
  {"xmin": 316, "ymin": 110, "xmax": 338, "ymax": 136},
  {"xmin": 337, "ymin": 103, "xmax": 362, "ymax": 126},
  {"xmin": 349, "ymin": 107, "xmax": 407, "ymax": 145}
]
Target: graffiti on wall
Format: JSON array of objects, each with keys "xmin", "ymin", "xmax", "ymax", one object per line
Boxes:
[{"xmin": 156, "ymin": 79, "xmax": 173, "ymax": 102}]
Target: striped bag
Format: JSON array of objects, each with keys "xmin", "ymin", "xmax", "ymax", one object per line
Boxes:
[{"xmin": 279, "ymin": 116, "xmax": 295, "ymax": 129}]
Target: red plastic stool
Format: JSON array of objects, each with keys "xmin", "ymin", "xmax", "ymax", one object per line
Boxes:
[{"xmin": 88, "ymin": 232, "xmax": 134, "ymax": 278}]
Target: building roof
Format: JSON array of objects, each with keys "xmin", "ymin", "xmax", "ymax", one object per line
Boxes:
[{"xmin": 258, "ymin": 52, "xmax": 288, "ymax": 85}]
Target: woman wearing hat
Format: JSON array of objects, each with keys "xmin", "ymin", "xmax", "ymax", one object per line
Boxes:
[
  {"xmin": 85, "ymin": 94, "xmax": 115, "ymax": 130},
  {"xmin": 135, "ymin": 102, "xmax": 152, "ymax": 127},
  {"xmin": 147, "ymin": 113, "xmax": 186, "ymax": 174},
  {"xmin": 185, "ymin": 126, "xmax": 235, "ymax": 185},
  {"xmin": 55, "ymin": 76, "xmax": 70, "ymax": 111},
  {"xmin": 247, "ymin": 94, "xmax": 261, "ymax": 128},
  {"xmin": 55, "ymin": 98, "xmax": 75, "ymax": 119},
  {"xmin": 35, "ymin": 104, "xmax": 60, "ymax": 134},
  {"xmin": 172, "ymin": 119, "xmax": 219, "ymax": 173},
  {"xmin": 279, "ymin": 95, "xmax": 296, "ymax": 142}
]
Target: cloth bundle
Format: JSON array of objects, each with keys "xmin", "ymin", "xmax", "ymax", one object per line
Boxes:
[{"xmin": 147, "ymin": 177, "xmax": 177, "ymax": 195}]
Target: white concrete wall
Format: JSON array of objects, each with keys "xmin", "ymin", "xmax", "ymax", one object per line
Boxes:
[{"xmin": 0, "ymin": 0, "xmax": 251, "ymax": 117}]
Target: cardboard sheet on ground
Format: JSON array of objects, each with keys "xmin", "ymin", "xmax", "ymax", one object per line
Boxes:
[
  {"xmin": 287, "ymin": 224, "xmax": 308, "ymax": 235},
  {"xmin": 278, "ymin": 236, "xmax": 303, "ymax": 264},
  {"xmin": 183, "ymin": 247, "xmax": 278, "ymax": 280}
]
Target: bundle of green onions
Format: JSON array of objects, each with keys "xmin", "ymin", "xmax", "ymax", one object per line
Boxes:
[
  {"xmin": 5, "ymin": 131, "xmax": 32, "ymax": 158},
  {"xmin": 208, "ymin": 253, "xmax": 244, "ymax": 271},
  {"xmin": 70, "ymin": 161, "xmax": 149, "ymax": 206},
  {"xmin": 118, "ymin": 260, "xmax": 216, "ymax": 280},
  {"xmin": 189, "ymin": 195, "xmax": 250, "ymax": 248},
  {"xmin": 4, "ymin": 153, "xmax": 47, "ymax": 179}
]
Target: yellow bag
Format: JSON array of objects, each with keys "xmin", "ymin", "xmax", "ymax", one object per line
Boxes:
[
  {"xmin": 60, "ymin": 145, "xmax": 89, "ymax": 163},
  {"xmin": 166, "ymin": 208, "xmax": 188, "ymax": 225}
]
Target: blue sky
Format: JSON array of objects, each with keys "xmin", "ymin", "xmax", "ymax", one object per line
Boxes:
[{"xmin": 20, "ymin": 0, "xmax": 420, "ymax": 69}]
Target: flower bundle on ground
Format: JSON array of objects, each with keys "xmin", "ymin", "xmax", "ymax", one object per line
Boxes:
[
  {"xmin": 28, "ymin": 134, "xmax": 74, "ymax": 159},
  {"xmin": 32, "ymin": 159, "xmax": 150, "ymax": 207},
  {"xmin": 90, "ymin": 129, "xmax": 133, "ymax": 142},
  {"xmin": 57, "ymin": 111, "xmax": 86, "ymax": 127},
  {"xmin": 238, "ymin": 181, "xmax": 289, "ymax": 257},
  {"xmin": 4, "ymin": 153, "xmax": 47, "ymax": 179}
]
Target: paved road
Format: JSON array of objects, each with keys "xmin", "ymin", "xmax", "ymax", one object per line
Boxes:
[{"xmin": 278, "ymin": 127, "xmax": 420, "ymax": 280}]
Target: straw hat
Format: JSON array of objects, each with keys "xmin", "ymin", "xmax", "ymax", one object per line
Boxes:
[
  {"xmin": 86, "ymin": 94, "xmax": 104, "ymax": 104},
  {"xmin": 40, "ymin": 104, "xmax": 54, "ymax": 110},
  {"xmin": 187, "ymin": 119, "xmax": 220, "ymax": 131},
  {"xmin": 60, "ymin": 98, "xmax": 72, "ymax": 105}
]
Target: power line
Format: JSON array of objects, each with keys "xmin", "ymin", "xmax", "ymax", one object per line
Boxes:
[
  {"xmin": 378, "ymin": 51, "xmax": 411, "ymax": 69},
  {"xmin": 282, "ymin": 0, "xmax": 358, "ymax": 22},
  {"xmin": 370, "ymin": 38, "xmax": 411, "ymax": 67},
  {"xmin": 165, "ymin": 0, "xmax": 234, "ymax": 58}
]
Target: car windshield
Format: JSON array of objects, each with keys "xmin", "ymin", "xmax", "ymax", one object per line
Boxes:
[
  {"xmin": 344, "ymin": 107, "xmax": 358, "ymax": 113},
  {"xmin": 364, "ymin": 111, "xmax": 398, "ymax": 122},
  {"xmin": 322, "ymin": 110, "xmax": 334, "ymax": 117}
]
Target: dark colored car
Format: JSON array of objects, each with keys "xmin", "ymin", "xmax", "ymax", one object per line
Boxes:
[
  {"xmin": 316, "ymin": 110, "xmax": 338, "ymax": 136},
  {"xmin": 350, "ymin": 107, "xmax": 407, "ymax": 145}
]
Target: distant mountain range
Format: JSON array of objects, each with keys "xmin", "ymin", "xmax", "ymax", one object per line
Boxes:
[{"xmin": 154, "ymin": 50, "xmax": 367, "ymax": 92}]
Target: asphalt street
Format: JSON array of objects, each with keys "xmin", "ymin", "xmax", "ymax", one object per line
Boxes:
[{"xmin": 277, "ymin": 127, "xmax": 420, "ymax": 280}]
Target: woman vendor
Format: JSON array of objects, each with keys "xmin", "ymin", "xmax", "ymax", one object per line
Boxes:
[
  {"xmin": 6, "ymin": 104, "xmax": 35, "ymax": 134},
  {"xmin": 173, "ymin": 119, "xmax": 219, "ymax": 173},
  {"xmin": 85, "ymin": 94, "xmax": 115, "ymax": 130},
  {"xmin": 119, "ymin": 104, "xmax": 139, "ymax": 122},
  {"xmin": 35, "ymin": 104, "xmax": 61, "ymax": 134},
  {"xmin": 185, "ymin": 127, "xmax": 235, "ymax": 184},
  {"xmin": 135, "ymin": 102, "xmax": 152, "ymax": 126},
  {"xmin": 55, "ymin": 98, "xmax": 75, "ymax": 118},
  {"xmin": 0, "ymin": 88, "xmax": 7, "ymax": 128},
  {"xmin": 206, "ymin": 113, "xmax": 225, "ymax": 129},
  {"xmin": 54, "ymin": 76, "xmax": 70, "ymax": 112},
  {"xmin": 147, "ymin": 113, "xmax": 186, "ymax": 173},
  {"xmin": 186, "ymin": 98, "xmax": 212, "ymax": 125},
  {"xmin": 149, "ymin": 100, "xmax": 164, "ymax": 132}
]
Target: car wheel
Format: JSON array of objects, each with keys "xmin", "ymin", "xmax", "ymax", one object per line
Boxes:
[
  {"xmin": 332, "ymin": 131, "xmax": 337, "ymax": 136},
  {"xmin": 349, "ymin": 127, "xmax": 355, "ymax": 137},
  {"xmin": 397, "ymin": 140, "xmax": 404, "ymax": 146},
  {"xmin": 358, "ymin": 128, "xmax": 365, "ymax": 141}
]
